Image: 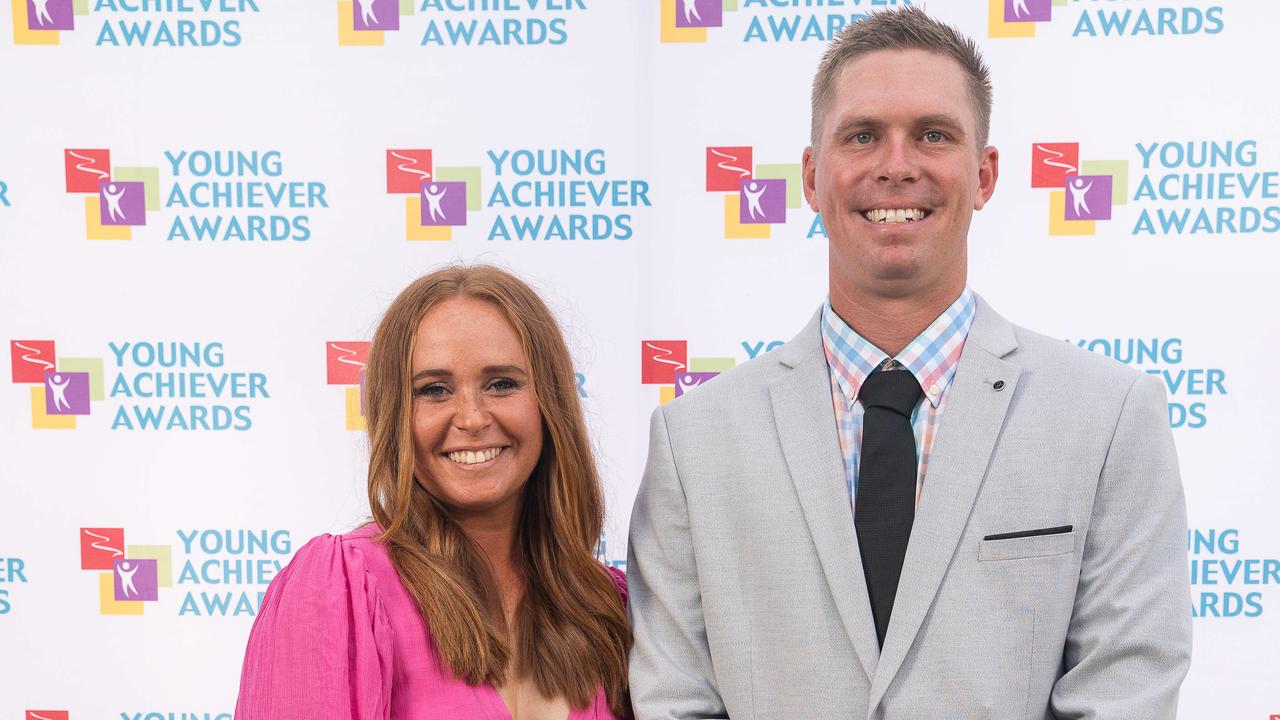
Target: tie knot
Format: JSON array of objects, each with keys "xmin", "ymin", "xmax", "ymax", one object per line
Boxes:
[{"xmin": 858, "ymin": 368, "xmax": 922, "ymax": 417}]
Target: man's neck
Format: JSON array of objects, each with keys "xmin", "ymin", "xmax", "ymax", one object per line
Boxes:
[{"xmin": 829, "ymin": 281, "xmax": 965, "ymax": 358}]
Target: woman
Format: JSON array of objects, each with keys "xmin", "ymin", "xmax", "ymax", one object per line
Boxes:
[{"xmin": 236, "ymin": 265, "xmax": 631, "ymax": 719}]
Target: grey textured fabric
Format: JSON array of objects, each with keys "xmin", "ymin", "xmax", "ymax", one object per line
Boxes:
[{"xmin": 627, "ymin": 296, "xmax": 1192, "ymax": 720}]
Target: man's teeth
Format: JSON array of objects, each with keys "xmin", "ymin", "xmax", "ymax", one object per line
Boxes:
[
  {"xmin": 447, "ymin": 448, "xmax": 504, "ymax": 465},
  {"xmin": 862, "ymin": 208, "xmax": 927, "ymax": 224}
]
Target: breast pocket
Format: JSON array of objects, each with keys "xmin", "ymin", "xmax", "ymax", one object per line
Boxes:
[{"xmin": 978, "ymin": 529, "xmax": 1076, "ymax": 562}]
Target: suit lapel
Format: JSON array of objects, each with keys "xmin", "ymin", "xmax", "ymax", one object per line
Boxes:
[
  {"xmin": 867, "ymin": 297, "xmax": 1022, "ymax": 713},
  {"xmin": 769, "ymin": 310, "xmax": 881, "ymax": 681}
]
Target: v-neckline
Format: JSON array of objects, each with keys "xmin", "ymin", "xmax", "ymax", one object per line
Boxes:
[{"xmin": 485, "ymin": 684, "xmax": 577, "ymax": 720}]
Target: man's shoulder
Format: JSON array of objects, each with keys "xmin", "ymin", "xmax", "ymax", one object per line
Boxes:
[
  {"xmin": 1006, "ymin": 320, "xmax": 1145, "ymax": 392},
  {"xmin": 662, "ymin": 341, "xmax": 793, "ymax": 419}
]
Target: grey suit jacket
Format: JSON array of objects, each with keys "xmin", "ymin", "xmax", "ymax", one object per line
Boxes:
[{"xmin": 627, "ymin": 297, "xmax": 1192, "ymax": 720}]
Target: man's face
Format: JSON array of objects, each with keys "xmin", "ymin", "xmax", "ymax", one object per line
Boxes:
[{"xmin": 804, "ymin": 49, "xmax": 998, "ymax": 301}]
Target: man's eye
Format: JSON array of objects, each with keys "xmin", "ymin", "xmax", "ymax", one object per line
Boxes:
[
  {"xmin": 852, "ymin": 132, "xmax": 874, "ymax": 144},
  {"xmin": 923, "ymin": 131, "xmax": 945, "ymax": 143}
]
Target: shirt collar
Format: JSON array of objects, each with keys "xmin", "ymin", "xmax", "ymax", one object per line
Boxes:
[{"xmin": 820, "ymin": 288, "xmax": 976, "ymax": 409}]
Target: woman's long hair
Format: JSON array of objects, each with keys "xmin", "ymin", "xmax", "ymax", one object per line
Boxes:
[{"xmin": 364, "ymin": 265, "xmax": 630, "ymax": 715}]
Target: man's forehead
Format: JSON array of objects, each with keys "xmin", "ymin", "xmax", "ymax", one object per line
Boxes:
[{"xmin": 828, "ymin": 50, "xmax": 975, "ymax": 121}]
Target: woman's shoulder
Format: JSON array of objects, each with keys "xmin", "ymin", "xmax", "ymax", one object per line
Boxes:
[{"xmin": 281, "ymin": 522, "xmax": 395, "ymax": 590}]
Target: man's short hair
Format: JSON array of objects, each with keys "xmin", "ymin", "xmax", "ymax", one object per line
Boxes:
[{"xmin": 810, "ymin": 7, "xmax": 993, "ymax": 150}]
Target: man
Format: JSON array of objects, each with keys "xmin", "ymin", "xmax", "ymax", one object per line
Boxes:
[{"xmin": 627, "ymin": 7, "xmax": 1191, "ymax": 719}]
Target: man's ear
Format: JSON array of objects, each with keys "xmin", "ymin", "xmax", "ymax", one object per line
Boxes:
[{"xmin": 974, "ymin": 145, "xmax": 999, "ymax": 211}]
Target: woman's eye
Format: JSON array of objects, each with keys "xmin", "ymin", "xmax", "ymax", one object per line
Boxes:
[
  {"xmin": 414, "ymin": 384, "xmax": 446, "ymax": 398},
  {"xmin": 490, "ymin": 378, "xmax": 520, "ymax": 392}
]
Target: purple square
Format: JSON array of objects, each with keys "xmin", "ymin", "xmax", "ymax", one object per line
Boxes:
[
  {"xmin": 675, "ymin": 0, "xmax": 722, "ymax": 28},
  {"xmin": 1004, "ymin": 0, "xmax": 1051, "ymax": 22},
  {"xmin": 98, "ymin": 181, "xmax": 146, "ymax": 226},
  {"xmin": 674, "ymin": 371, "xmax": 719, "ymax": 397},
  {"xmin": 43, "ymin": 371, "xmax": 90, "ymax": 415},
  {"xmin": 1063, "ymin": 175, "xmax": 1112, "ymax": 221},
  {"xmin": 420, "ymin": 181, "xmax": 467, "ymax": 227},
  {"xmin": 27, "ymin": 0, "xmax": 74, "ymax": 30},
  {"xmin": 739, "ymin": 179, "xmax": 786, "ymax": 225},
  {"xmin": 353, "ymin": 0, "xmax": 398, "ymax": 31},
  {"xmin": 113, "ymin": 558, "xmax": 158, "ymax": 602}
]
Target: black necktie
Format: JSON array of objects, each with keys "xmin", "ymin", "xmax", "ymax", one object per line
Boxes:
[{"xmin": 855, "ymin": 367, "xmax": 922, "ymax": 648}]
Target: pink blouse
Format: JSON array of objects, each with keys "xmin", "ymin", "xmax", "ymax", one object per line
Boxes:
[{"xmin": 235, "ymin": 524, "xmax": 627, "ymax": 720}]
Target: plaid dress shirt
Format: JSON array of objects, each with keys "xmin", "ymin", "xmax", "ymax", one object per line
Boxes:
[{"xmin": 820, "ymin": 289, "xmax": 976, "ymax": 507}]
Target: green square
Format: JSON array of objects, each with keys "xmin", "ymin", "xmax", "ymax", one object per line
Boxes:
[
  {"xmin": 113, "ymin": 167, "xmax": 161, "ymax": 211},
  {"xmin": 435, "ymin": 166, "xmax": 482, "ymax": 211},
  {"xmin": 59, "ymin": 357, "xmax": 104, "ymax": 400},
  {"xmin": 755, "ymin": 163, "xmax": 802, "ymax": 209},
  {"xmin": 74, "ymin": 0, "xmax": 88, "ymax": 15},
  {"xmin": 399, "ymin": 0, "xmax": 413, "ymax": 15},
  {"xmin": 689, "ymin": 356, "xmax": 735, "ymax": 372},
  {"xmin": 1080, "ymin": 160, "xmax": 1129, "ymax": 206},
  {"xmin": 723, "ymin": 0, "xmax": 737, "ymax": 10},
  {"xmin": 127, "ymin": 545, "xmax": 173, "ymax": 587}
]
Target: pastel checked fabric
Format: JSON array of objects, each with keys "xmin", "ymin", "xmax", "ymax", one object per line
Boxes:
[{"xmin": 820, "ymin": 289, "xmax": 976, "ymax": 507}]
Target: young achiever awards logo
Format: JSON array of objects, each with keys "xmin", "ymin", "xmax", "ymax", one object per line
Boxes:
[
  {"xmin": 338, "ymin": 0, "xmax": 587, "ymax": 47},
  {"xmin": 11, "ymin": 0, "xmax": 259, "ymax": 46},
  {"xmin": 61, "ymin": 148, "xmax": 329, "ymax": 243},
  {"xmin": 704, "ymin": 146, "xmax": 807, "ymax": 239},
  {"xmin": 988, "ymin": 0, "xmax": 1225, "ymax": 39}
]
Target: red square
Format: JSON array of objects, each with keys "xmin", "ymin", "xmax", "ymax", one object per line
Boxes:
[
  {"xmin": 641, "ymin": 340, "xmax": 687, "ymax": 385},
  {"xmin": 80, "ymin": 528, "xmax": 124, "ymax": 570},
  {"xmin": 706, "ymin": 147, "xmax": 753, "ymax": 191},
  {"xmin": 64, "ymin": 149, "xmax": 111, "ymax": 193},
  {"xmin": 386, "ymin": 149, "xmax": 433, "ymax": 194},
  {"xmin": 26, "ymin": 712, "xmax": 69, "ymax": 720},
  {"xmin": 10, "ymin": 340, "xmax": 56, "ymax": 383},
  {"xmin": 1030, "ymin": 143, "xmax": 1080, "ymax": 188},
  {"xmin": 327, "ymin": 341, "xmax": 371, "ymax": 385}
]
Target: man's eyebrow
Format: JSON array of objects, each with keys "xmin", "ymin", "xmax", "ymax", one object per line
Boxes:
[
  {"xmin": 917, "ymin": 115, "xmax": 967, "ymax": 134},
  {"xmin": 410, "ymin": 365, "xmax": 528, "ymax": 382},
  {"xmin": 832, "ymin": 116, "xmax": 884, "ymax": 136}
]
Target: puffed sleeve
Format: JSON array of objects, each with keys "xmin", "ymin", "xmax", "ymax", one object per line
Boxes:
[
  {"xmin": 606, "ymin": 565, "xmax": 628, "ymax": 609},
  {"xmin": 235, "ymin": 534, "xmax": 394, "ymax": 720}
]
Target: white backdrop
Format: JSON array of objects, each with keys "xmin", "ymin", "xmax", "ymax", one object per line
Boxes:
[{"xmin": 1, "ymin": 0, "xmax": 1277, "ymax": 717}]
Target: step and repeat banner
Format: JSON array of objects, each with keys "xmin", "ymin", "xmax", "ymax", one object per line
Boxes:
[{"xmin": 1, "ymin": 0, "xmax": 1276, "ymax": 717}]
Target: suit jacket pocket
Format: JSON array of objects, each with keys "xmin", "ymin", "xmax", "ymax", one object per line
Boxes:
[{"xmin": 978, "ymin": 530, "xmax": 1075, "ymax": 562}]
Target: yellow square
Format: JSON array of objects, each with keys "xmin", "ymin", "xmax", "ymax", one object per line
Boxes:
[
  {"xmin": 339, "ymin": 1, "xmax": 384, "ymax": 45},
  {"xmin": 12, "ymin": 0, "xmax": 60, "ymax": 45},
  {"xmin": 988, "ymin": 0, "xmax": 1036, "ymax": 38},
  {"xmin": 405, "ymin": 197, "xmax": 452, "ymax": 241},
  {"xmin": 345, "ymin": 386, "xmax": 366, "ymax": 431},
  {"xmin": 1048, "ymin": 191, "xmax": 1096, "ymax": 236},
  {"xmin": 660, "ymin": 0, "xmax": 707, "ymax": 43},
  {"xmin": 658, "ymin": 386, "xmax": 676, "ymax": 405},
  {"xmin": 724, "ymin": 194, "xmax": 770, "ymax": 239},
  {"xmin": 31, "ymin": 386, "xmax": 75, "ymax": 429},
  {"xmin": 127, "ymin": 545, "xmax": 173, "ymax": 588},
  {"xmin": 85, "ymin": 197, "xmax": 132, "ymax": 241},
  {"xmin": 99, "ymin": 572, "xmax": 144, "ymax": 615}
]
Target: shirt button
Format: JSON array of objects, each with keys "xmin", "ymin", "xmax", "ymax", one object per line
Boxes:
[{"xmin": 928, "ymin": 384, "xmax": 940, "ymax": 397}]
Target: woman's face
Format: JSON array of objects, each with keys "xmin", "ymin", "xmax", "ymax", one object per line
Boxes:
[{"xmin": 409, "ymin": 296, "xmax": 544, "ymax": 522}]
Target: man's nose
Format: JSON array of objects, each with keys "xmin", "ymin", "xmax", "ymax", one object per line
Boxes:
[{"xmin": 876, "ymin": 135, "xmax": 919, "ymax": 184}]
